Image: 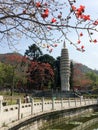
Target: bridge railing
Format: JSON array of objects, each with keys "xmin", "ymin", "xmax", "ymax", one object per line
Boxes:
[{"xmin": 0, "ymin": 97, "xmax": 98, "ymax": 128}]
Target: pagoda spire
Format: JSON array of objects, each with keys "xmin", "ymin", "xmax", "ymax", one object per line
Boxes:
[{"xmin": 63, "ymin": 41, "xmax": 66, "ymax": 48}]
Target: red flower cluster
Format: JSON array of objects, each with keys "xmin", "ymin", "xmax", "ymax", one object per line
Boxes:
[
  {"xmin": 77, "ymin": 40, "xmax": 81, "ymax": 44},
  {"xmin": 41, "ymin": 9, "xmax": 49, "ymax": 18},
  {"xmin": 77, "ymin": 46, "xmax": 85, "ymax": 52},
  {"xmin": 89, "ymin": 39, "xmax": 98, "ymax": 43},
  {"xmin": 58, "ymin": 14, "xmax": 62, "ymax": 19},
  {"xmin": 51, "ymin": 18, "xmax": 56, "ymax": 23},
  {"xmin": 80, "ymin": 14, "xmax": 90, "ymax": 21},
  {"xmin": 93, "ymin": 20, "xmax": 98, "ymax": 25},
  {"xmin": 72, "ymin": 5, "xmax": 90, "ymax": 21},
  {"xmin": 77, "ymin": 33, "xmax": 83, "ymax": 44},
  {"xmin": 81, "ymin": 45, "xmax": 84, "ymax": 49},
  {"xmin": 93, "ymin": 39, "xmax": 97, "ymax": 43},
  {"xmin": 80, "ymin": 32, "xmax": 83, "ymax": 36},
  {"xmin": 36, "ymin": 2, "xmax": 41, "ymax": 8},
  {"xmin": 76, "ymin": 5, "xmax": 85, "ymax": 16}
]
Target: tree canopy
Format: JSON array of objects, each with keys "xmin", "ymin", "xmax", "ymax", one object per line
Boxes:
[
  {"xmin": 0, "ymin": 0, "xmax": 98, "ymax": 52},
  {"xmin": 38, "ymin": 54, "xmax": 55, "ymax": 67},
  {"xmin": 25, "ymin": 44, "xmax": 43, "ymax": 61},
  {"xmin": 27, "ymin": 61, "xmax": 54, "ymax": 90}
]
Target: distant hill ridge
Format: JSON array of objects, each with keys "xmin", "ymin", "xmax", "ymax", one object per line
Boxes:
[
  {"xmin": 0, "ymin": 52, "xmax": 22, "ymax": 56},
  {"xmin": 0, "ymin": 52, "xmax": 98, "ymax": 75},
  {"xmin": 0, "ymin": 52, "xmax": 23, "ymax": 63},
  {"xmin": 73, "ymin": 62, "xmax": 98, "ymax": 75}
]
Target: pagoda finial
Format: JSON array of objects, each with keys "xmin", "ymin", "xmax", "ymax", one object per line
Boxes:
[{"xmin": 63, "ymin": 41, "xmax": 66, "ymax": 48}]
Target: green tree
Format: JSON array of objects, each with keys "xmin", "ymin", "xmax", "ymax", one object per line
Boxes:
[
  {"xmin": 0, "ymin": 63, "xmax": 13, "ymax": 88},
  {"xmin": 38, "ymin": 54, "xmax": 55, "ymax": 67},
  {"xmin": 86, "ymin": 72, "xmax": 98, "ymax": 87},
  {"xmin": 54, "ymin": 56, "xmax": 61, "ymax": 90},
  {"xmin": 3, "ymin": 53, "xmax": 26, "ymax": 96},
  {"xmin": 25, "ymin": 44, "xmax": 43, "ymax": 61},
  {"xmin": 70, "ymin": 61, "xmax": 74, "ymax": 90}
]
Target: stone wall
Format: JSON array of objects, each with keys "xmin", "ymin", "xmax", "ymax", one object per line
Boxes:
[{"xmin": 14, "ymin": 106, "xmax": 97, "ymax": 130}]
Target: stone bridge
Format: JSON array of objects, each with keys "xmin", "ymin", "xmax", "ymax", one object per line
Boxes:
[{"xmin": 0, "ymin": 97, "xmax": 98, "ymax": 130}]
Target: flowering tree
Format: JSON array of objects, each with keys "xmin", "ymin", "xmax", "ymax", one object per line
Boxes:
[
  {"xmin": 0, "ymin": 63, "xmax": 14, "ymax": 88},
  {"xmin": 73, "ymin": 63, "xmax": 92, "ymax": 90},
  {"xmin": 4, "ymin": 53, "xmax": 28, "ymax": 95},
  {"xmin": 0, "ymin": 0, "xmax": 98, "ymax": 52},
  {"xmin": 27, "ymin": 61, "xmax": 54, "ymax": 90}
]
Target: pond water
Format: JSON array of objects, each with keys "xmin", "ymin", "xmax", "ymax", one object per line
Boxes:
[
  {"xmin": 19, "ymin": 109, "xmax": 98, "ymax": 130},
  {"xmin": 40, "ymin": 111, "xmax": 98, "ymax": 130},
  {"xmin": 88, "ymin": 123, "xmax": 98, "ymax": 130}
]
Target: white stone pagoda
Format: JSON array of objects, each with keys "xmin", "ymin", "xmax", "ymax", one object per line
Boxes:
[{"xmin": 60, "ymin": 41, "xmax": 70, "ymax": 91}]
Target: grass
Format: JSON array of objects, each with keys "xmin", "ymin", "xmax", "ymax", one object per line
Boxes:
[
  {"xmin": 0, "ymin": 91, "xmax": 27, "ymax": 105},
  {"xmin": 88, "ymin": 123, "xmax": 98, "ymax": 130},
  {"xmin": 0, "ymin": 91, "xmax": 50, "ymax": 105}
]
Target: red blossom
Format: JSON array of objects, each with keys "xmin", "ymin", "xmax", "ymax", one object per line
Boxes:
[
  {"xmin": 93, "ymin": 20, "xmax": 98, "ymax": 25},
  {"xmin": 72, "ymin": 5, "xmax": 90, "ymax": 21},
  {"xmin": 71, "ymin": 5, "xmax": 76, "ymax": 11},
  {"xmin": 58, "ymin": 14, "xmax": 62, "ymax": 19},
  {"xmin": 51, "ymin": 18, "xmax": 56, "ymax": 23},
  {"xmin": 41, "ymin": 9, "xmax": 49, "ymax": 18},
  {"xmin": 80, "ymin": 32, "xmax": 83, "ymax": 36},
  {"xmin": 81, "ymin": 15, "xmax": 90, "ymax": 21},
  {"xmin": 27, "ymin": 61, "xmax": 54, "ymax": 89},
  {"xmin": 81, "ymin": 45, "xmax": 84, "ymax": 49},
  {"xmin": 76, "ymin": 5, "xmax": 85, "ymax": 18},
  {"xmin": 36, "ymin": 2, "xmax": 41, "ymax": 7},
  {"xmin": 77, "ymin": 40, "xmax": 81, "ymax": 44},
  {"xmin": 78, "ymin": 5, "xmax": 85, "ymax": 12},
  {"xmin": 93, "ymin": 39, "xmax": 97, "ymax": 43}
]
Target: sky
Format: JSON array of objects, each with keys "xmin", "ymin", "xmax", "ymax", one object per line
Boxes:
[{"xmin": 0, "ymin": 0, "xmax": 98, "ymax": 70}]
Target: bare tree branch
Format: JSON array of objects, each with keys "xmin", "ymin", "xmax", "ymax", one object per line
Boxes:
[{"xmin": 0, "ymin": 0, "xmax": 98, "ymax": 52}]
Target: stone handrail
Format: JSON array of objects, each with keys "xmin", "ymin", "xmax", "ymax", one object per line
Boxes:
[{"xmin": 0, "ymin": 97, "xmax": 98, "ymax": 129}]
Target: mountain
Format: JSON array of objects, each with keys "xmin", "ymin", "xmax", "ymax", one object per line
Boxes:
[
  {"xmin": 0, "ymin": 52, "xmax": 23, "ymax": 63},
  {"xmin": 72, "ymin": 61, "xmax": 98, "ymax": 75},
  {"xmin": 0, "ymin": 52, "xmax": 98, "ymax": 75}
]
